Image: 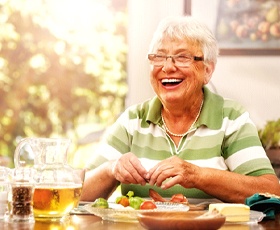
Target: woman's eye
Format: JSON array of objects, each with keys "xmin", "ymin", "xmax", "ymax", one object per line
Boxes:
[
  {"xmin": 176, "ymin": 56, "xmax": 189, "ymax": 61},
  {"xmin": 155, "ymin": 55, "xmax": 165, "ymax": 59}
]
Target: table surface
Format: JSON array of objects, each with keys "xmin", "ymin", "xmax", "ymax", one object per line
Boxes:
[{"xmin": 1, "ymin": 213, "xmax": 280, "ymax": 230}]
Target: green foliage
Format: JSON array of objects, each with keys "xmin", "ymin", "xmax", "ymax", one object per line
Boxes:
[
  {"xmin": 0, "ymin": 0, "xmax": 128, "ymax": 166},
  {"xmin": 258, "ymin": 118, "xmax": 280, "ymax": 150}
]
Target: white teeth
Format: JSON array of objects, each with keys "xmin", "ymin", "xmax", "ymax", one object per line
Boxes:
[{"xmin": 161, "ymin": 79, "xmax": 182, "ymax": 83}]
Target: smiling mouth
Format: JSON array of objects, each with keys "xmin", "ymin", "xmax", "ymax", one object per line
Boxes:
[{"xmin": 161, "ymin": 79, "xmax": 183, "ymax": 86}]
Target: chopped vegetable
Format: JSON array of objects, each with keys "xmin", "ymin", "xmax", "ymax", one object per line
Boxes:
[
  {"xmin": 170, "ymin": 194, "xmax": 188, "ymax": 203},
  {"xmin": 140, "ymin": 200, "xmax": 157, "ymax": 210},
  {"xmin": 126, "ymin": 190, "xmax": 134, "ymax": 198},
  {"xmin": 92, "ymin": 190, "xmax": 147, "ymax": 210},
  {"xmin": 149, "ymin": 189, "xmax": 188, "ymax": 204},
  {"xmin": 129, "ymin": 196, "xmax": 144, "ymax": 210},
  {"xmin": 149, "ymin": 189, "xmax": 167, "ymax": 202},
  {"xmin": 92, "ymin": 198, "xmax": 109, "ymax": 209},
  {"xmin": 116, "ymin": 196, "xmax": 129, "ymax": 207}
]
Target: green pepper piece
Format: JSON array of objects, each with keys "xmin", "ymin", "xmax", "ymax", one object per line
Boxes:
[
  {"xmin": 126, "ymin": 190, "xmax": 134, "ymax": 198},
  {"xmin": 129, "ymin": 196, "xmax": 144, "ymax": 210},
  {"xmin": 92, "ymin": 198, "xmax": 109, "ymax": 209}
]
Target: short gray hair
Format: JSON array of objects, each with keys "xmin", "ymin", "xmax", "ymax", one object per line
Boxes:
[{"xmin": 148, "ymin": 16, "xmax": 219, "ymax": 64}]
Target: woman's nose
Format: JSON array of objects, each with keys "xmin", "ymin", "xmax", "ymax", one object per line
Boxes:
[{"xmin": 162, "ymin": 57, "xmax": 176, "ymax": 73}]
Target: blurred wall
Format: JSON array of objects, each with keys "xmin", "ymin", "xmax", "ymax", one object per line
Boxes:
[
  {"xmin": 126, "ymin": 0, "xmax": 280, "ymax": 128},
  {"xmin": 126, "ymin": 0, "xmax": 185, "ymax": 107}
]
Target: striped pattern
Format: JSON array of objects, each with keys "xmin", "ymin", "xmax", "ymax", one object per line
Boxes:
[{"xmin": 87, "ymin": 86, "xmax": 274, "ymax": 199}]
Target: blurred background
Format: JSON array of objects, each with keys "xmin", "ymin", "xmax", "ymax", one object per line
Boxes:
[
  {"xmin": 1, "ymin": 0, "xmax": 279, "ymax": 169},
  {"xmin": 0, "ymin": 0, "xmax": 128, "ymax": 168}
]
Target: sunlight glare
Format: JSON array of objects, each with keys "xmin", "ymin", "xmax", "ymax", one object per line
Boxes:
[{"xmin": 46, "ymin": 0, "xmax": 110, "ymax": 39}]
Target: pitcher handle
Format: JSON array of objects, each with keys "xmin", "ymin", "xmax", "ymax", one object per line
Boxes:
[{"xmin": 14, "ymin": 137, "xmax": 31, "ymax": 168}]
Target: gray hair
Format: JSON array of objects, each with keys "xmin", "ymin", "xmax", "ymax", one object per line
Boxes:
[{"xmin": 148, "ymin": 16, "xmax": 219, "ymax": 64}]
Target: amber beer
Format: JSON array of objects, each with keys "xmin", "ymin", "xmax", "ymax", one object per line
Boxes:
[{"xmin": 33, "ymin": 185, "xmax": 82, "ymax": 219}]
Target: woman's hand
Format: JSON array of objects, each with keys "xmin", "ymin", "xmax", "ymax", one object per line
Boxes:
[
  {"xmin": 112, "ymin": 152, "xmax": 148, "ymax": 186},
  {"xmin": 146, "ymin": 156, "xmax": 200, "ymax": 189}
]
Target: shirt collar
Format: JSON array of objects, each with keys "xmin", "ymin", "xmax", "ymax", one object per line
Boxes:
[{"xmin": 146, "ymin": 86, "xmax": 224, "ymax": 130}]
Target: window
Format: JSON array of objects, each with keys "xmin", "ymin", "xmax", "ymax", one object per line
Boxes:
[{"xmin": 0, "ymin": 0, "xmax": 128, "ymax": 168}]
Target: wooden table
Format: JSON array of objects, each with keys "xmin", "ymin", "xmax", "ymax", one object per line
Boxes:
[{"xmin": 1, "ymin": 214, "xmax": 280, "ymax": 230}]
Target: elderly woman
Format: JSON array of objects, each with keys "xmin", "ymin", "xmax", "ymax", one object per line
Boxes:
[{"xmin": 81, "ymin": 16, "xmax": 280, "ymax": 203}]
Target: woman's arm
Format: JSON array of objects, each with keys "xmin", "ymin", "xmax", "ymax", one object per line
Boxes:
[
  {"xmin": 81, "ymin": 152, "xmax": 148, "ymax": 201},
  {"xmin": 195, "ymin": 167, "xmax": 280, "ymax": 203},
  {"xmin": 80, "ymin": 161, "xmax": 119, "ymax": 201},
  {"xmin": 147, "ymin": 156, "xmax": 280, "ymax": 203}
]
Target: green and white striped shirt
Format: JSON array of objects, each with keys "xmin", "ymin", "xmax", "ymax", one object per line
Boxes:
[{"xmin": 88, "ymin": 86, "xmax": 274, "ymax": 199}]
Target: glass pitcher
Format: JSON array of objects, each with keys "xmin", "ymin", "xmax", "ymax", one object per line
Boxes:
[{"xmin": 14, "ymin": 137, "xmax": 84, "ymax": 222}]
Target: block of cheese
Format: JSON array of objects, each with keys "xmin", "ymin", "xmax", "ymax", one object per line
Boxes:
[{"xmin": 208, "ymin": 203, "xmax": 250, "ymax": 222}]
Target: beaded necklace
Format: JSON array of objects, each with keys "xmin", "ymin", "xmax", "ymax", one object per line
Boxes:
[{"xmin": 161, "ymin": 100, "xmax": 203, "ymax": 137}]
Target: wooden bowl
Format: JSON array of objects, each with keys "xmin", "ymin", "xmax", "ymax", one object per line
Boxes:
[{"xmin": 137, "ymin": 211, "xmax": 226, "ymax": 230}]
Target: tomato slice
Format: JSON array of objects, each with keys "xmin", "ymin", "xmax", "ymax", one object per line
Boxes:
[
  {"xmin": 170, "ymin": 194, "xmax": 188, "ymax": 203},
  {"xmin": 149, "ymin": 189, "xmax": 167, "ymax": 202},
  {"xmin": 140, "ymin": 200, "xmax": 157, "ymax": 210}
]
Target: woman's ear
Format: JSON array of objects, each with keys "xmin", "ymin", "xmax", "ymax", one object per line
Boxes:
[{"xmin": 203, "ymin": 62, "xmax": 215, "ymax": 85}]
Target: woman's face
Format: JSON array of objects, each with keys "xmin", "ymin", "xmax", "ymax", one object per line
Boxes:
[{"xmin": 149, "ymin": 37, "xmax": 214, "ymax": 106}]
